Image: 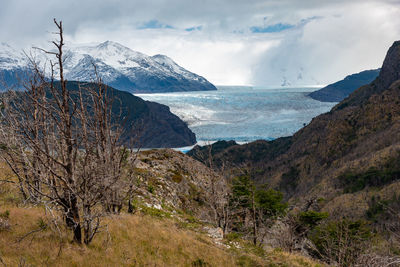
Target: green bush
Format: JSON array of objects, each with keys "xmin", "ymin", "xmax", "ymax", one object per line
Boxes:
[
  {"xmin": 140, "ymin": 206, "xmax": 171, "ymax": 218},
  {"xmin": 298, "ymin": 211, "xmax": 329, "ymax": 228},
  {"xmin": 225, "ymin": 232, "xmax": 242, "ymax": 242},
  {"xmin": 37, "ymin": 217, "xmax": 48, "ymax": 230},
  {"xmin": 255, "ymin": 189, "xmax": 288, "ymax": 218}
]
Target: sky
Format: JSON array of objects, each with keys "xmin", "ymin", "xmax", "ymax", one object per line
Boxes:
[{"xmin": 1, "ymin": 0, "xmax": 400, "ymax": 86}]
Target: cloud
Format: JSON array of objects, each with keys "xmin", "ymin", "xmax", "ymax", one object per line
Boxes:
[
  {"xmin": 0, "ymin": 0, "xmax": 399, "ymax": 86},
  {"xmin": 252, "ymin": 1, "xmax": 400, "ymax": 86}
]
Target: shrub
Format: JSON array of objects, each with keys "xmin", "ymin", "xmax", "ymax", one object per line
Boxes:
[
  {"xmin": 225, "ymin": 232, "xmax": 242, "ymax": 242},
  {"xmin": 236, "ymin": 255, "xmax": 262, "ymax": 267},
  {"xmin": 169, "ymin": 169, "xmax": 183, "ymax": 183},
  {"xmin": 0, "ymin": 210, "xmax": 10, "ymax": 231},
  {"xmin": 366, "ymin": 195, "xmax": 389, "ymax": 221},
  {"xmin": 147, "ymin": 184, "xmax": 155, "ymax": 194},
  {"xmin": 255, "ymin": 189, "xmax": 287, "ymax": 218},
  {"xmin": 191, "ymin": 258, "xmax": 210, "ymax": 267},
  {"xmin": 140, "ymin": 206, "xmax": 171, "ymax": 218},
  {"xmin": 37, "ymin": 217, "xmax": 48, "ymax": 231},
  {"xmin": 309, "ymin": 219, "xmax": 372, "ymax": 266},
  {"xmin": 298, "ymin": 211, "xmax": 329, "ymax": 228},
  {"xmin": 339, "ymin": 152, "xmax": 400, "ymax": 193},
  {"xmin": 0, "ymin": 210, "xmax": 10, "ymax": 219}
]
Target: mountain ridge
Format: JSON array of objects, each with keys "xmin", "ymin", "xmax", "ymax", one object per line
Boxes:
[
  {"xmin": 3, "ymin": 80, "xmax": 196, "ymax": 148},
  {"xmin": 308, "ymin": 68, "xmax": 380, "ymax": 102},
  {"xmin": 0, "ymin": 41, "xmax": 217, "ymax": 93},
  {"xmin": 189, "ymin": 40, "xmax": 400, "ymax": 219},
  {"xmin": 63, "ymin": 81, "xmax": 197, "ymax": 148}
]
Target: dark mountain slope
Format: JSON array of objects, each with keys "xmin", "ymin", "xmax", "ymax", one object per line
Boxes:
[
  {"xmin": 187, "ymin": 138, "xmax": 292, "ymax": 170},
  {"xmin": 7, "ymin": 81, "xmax": 196, "ymax": 148},
  {"xmin": 308, "ymin": 69, "xmax": 380, "ymax": 102},
  {"xmin": 335, "ymin": 41, "xmax": 400, "ymax": 109},
  {"xmin": 67, "ymin": 81, "xmax": 196, "ymax": 148},
  {"xmin": 0, "ymin": 69, "xmax": 29, "ymax": 90},
  {"xmin": 190, "ymin": 41, "xmax": 400, "ymax": 218}
]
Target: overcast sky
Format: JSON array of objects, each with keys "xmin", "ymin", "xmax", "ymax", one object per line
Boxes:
[{"xmin": 1, "ymin": 0, "xmax": 400, "ymax": 86}]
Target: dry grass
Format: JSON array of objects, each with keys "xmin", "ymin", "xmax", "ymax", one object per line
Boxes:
[
  {"xmin": 0, "ymin": 206, "xmax": 234, "ymax": 266},
  {"xmin": 0, "ymin": 205, "xmax": 326, "ymax": 267},
  {"xmin": 0, "ymin": 160, "xmax": 322, "ymax": 267},
  {"xmin": 267, "ymin": 250, "xmax": 326, "ymax": 267}
]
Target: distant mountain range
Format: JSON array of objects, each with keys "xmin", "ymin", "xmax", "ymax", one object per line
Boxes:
[
  {"xmin": 0, "ymin": 41, "xmax": 217, "ymax": 93},
  {"xmin": 308, "ymin": 68, "xmax": 380, "ymax": 102}
]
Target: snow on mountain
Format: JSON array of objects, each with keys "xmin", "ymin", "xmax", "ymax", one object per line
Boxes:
[
  {"xmin": 0, "ymin": 43, "xmax": 26, "ymax": 70},
  {"xmin": 151, "ymin": 54, "xmax": 205, "ymax": 82},
  {"xmin": 62, "ymin": 41, "xmax": 216, "ymax": 93},
  {"xmin": 0, "ymin": 41, "xmax": 217, "ymax": 93}
]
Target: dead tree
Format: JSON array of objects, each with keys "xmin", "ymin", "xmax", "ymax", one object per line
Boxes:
[
  {"xmin": 0, "ymin": 19, "xmax": 132, "ymax": 244},
  {"xmin": 194, "ymin": 142, "xmax": 232, "ymax": 236}
]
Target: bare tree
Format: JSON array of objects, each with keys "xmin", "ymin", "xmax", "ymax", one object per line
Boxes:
[
  {"xmin": 193, "ymin": 142, "xmax": 232, "ymax": 236},
  {"xmin": 355, "ymin": 253, "xmax": 400, "ymax": 267},
  {"xmin": 309, "ymin": 219, "xmax": 372, "ymax": 266},
  {"xmin": 0, "ymin": 19, "xmax": 132, "ymax": 244}
]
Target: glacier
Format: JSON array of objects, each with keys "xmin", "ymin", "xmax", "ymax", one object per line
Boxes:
[{"xmin": 137, "ymin": 86, "xmax": 337, "ymax": 143}]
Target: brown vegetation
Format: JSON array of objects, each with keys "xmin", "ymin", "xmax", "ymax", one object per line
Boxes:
[{"xmin": 0, "ymin": 165, "xmax": 322, "ymax": 266}]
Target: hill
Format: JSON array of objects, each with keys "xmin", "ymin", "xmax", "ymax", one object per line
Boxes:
[
  {"xmin": 3, "ymin": 81, "xmax": 196, "ymax": 148},
  {"xmin": 308, "ymin": 69, "xmax": 380, "ymax": 102},
  {"xmin": 190, "ymin": 40, "xmax": 400, "ymax": 220},
  {"xmin": 0, "ymin": 150, "xmax": 322, "ymax": 267}
]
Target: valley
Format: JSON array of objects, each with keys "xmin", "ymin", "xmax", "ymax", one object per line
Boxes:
[{"xmin": 0, "ymin": 5, "xmax": 399, "ymax": 265}]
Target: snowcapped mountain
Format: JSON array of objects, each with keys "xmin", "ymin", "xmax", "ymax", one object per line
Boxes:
[
  {"xmin": 0, "ymin": 42, "xmax": 26, "ymax": 70},
  {"xmin": 0, "ymin": 41, "xmax": 217, "ymax": 93},
  {"xmin": 0, "ymin": 43, "xmax": 31, "ymax": 90}
]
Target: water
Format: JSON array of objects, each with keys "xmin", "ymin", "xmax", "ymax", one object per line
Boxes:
[{"xmin": 136, "ymin": 86, "xmax": 337, "ymax": 144}]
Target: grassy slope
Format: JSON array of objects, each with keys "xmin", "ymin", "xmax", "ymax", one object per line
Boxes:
[
  {"xmin": 0, "ymin": 206, "xmax": 324, "ymax": 267},
  {"xmin": 0, "ymin": 162, "xmax": 323, "ymax": 267}
]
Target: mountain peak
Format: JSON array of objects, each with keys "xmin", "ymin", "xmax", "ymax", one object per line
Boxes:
[
  {"xmin": 0, "ymin": 41, "xmax": 217, "ymax": 93},
  {"xmin": 152, "ymin": 54, "xmax": 175, "ymax": 65},
  {"xmin": 97, "ymin": 40, "xmax": 116, "ymax": 47},
  {"xmin": 96, "ymin": 40, "xmax": 130, "ymax": 51},
  {"xmin": 333, "ymin": 40, "xmax": 400, "ymax": 109},
  {"xmin": 0, "ymin": 42, "xmax": 11, "ymax": 48},
  {"xmin": 374, "ymin": 40, "xmax": 400, "ymax": 91},
  {"xmin": 152, "ymin": 54, "xmax": 169, "ymax": 59}
]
